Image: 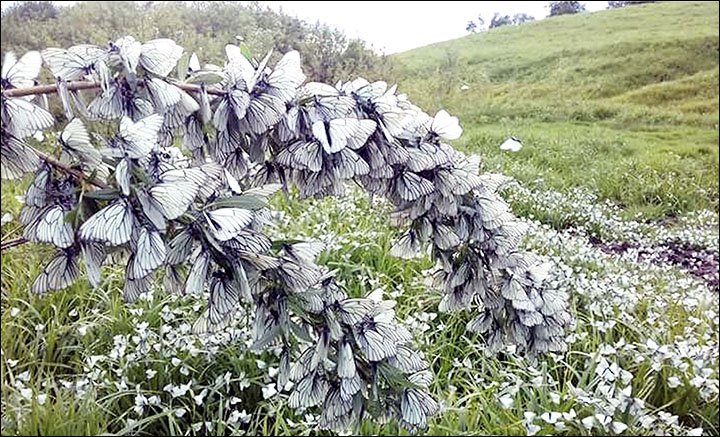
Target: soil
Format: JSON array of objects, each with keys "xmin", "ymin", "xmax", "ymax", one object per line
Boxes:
[{"xmin": 589, "ymin": 236, "xmax": 719, "ymax": 291}]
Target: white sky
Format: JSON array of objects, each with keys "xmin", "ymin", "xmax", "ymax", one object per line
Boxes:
[
  {"xmin": 262, "ymin": 1, "xmax": 609, "ymax": 53},
  {"xmin": 0, "ymin": 1, "xmax": 609, "ymax": 54}
]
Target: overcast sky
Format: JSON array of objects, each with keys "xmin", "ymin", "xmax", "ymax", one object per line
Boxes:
[
  {"xmin": 262, "ymin": 1, "xmax": 609, "ymax": 53},
  {"xmin": 1, "ymin": 1, "xmax": 609, "ymax": 54}
]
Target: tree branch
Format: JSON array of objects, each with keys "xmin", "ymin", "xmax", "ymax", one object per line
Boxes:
[
  {"xmin": 36, "ymin": 149, "xmax": 108, "ymax": 188},
  {"xmin": 2, "ymin": 80, "xmax": 227, "ymax": 98},
  {"xmin": 0, "ymin": 237, "xmax": 28, "ymax": 251}
]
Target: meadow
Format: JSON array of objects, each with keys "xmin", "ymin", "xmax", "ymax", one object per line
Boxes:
[{"xmin": 1, "ymin": 1, "xmax": 718, "ymax": 435}]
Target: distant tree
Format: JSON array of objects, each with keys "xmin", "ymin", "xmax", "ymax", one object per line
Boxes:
[
  {"xmin": 512, "ymin": 13, "xmax": 535, "ymax": 25},
  {"xmin": 607, "ymin": 1, "xmax": 657, "ymax": 8},
  {"xmin": 2, "ymin": 1, "xmax": 57, "ymax": 21},
  {"xmin": 466, "ymin": 20, "xmax": 478, "ymax": 33},
  {"xmin": 549, "ymin": 1, "xmax": 586, "ymax": 16},
  {"xmin": 490, "ymin": 12, "xmax": 513, "ymax": 28}
]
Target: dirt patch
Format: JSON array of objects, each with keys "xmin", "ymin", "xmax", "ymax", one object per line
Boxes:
[{"xmin": 589, "ymin": 236, "xmax": 719, "ymax": 291}]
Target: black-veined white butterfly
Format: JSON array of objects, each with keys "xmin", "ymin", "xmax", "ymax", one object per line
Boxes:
[
  {"xmin": 312, "ymin": 118, "xmax": 376, "ymax": 154},
  {"xmin": 139, "ymin": 39, "xmax": 183, "ymax": 77},
  {"xmin": 1, "ymin": 96, "xmax": 54, "ymax": 139},
  {"xmin": 0, "ymin": 131, "xmax": 40, "ymax": 180},
  {"xmin": 32, "ymin": 247, "xmax": 80, "ymax": 294},
  {"xmin": 129, "ymin": 226, "xmax": 166, "ymax": 279},
  {"xmin": 23, "ymin": 204, "xmax": 74, "ymax": 248},
  {"xmin": 79, "ymin": 199, "xmax": 134, "ymax": 246},
  {"xmin": 2, "ymin": 51, "xmax": 42, "ymax": 90}
]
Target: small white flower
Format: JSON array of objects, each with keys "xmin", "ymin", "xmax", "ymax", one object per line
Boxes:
[
  {"xmin": 611, "ymin": 421, "xmax": 628, "ymax": 434},
  {"xmin": 230, "ymin": 396, "xmax": 241, "ymax": 405},
  {"xmin": 174, "ymin": 407, "xmax": 187, "ymax": 418},
  {"xmin": 581, "ymin": 415, "xmax": 596, "ymax": 430},
  {"xmin": 667, "ymin": 376, "xmax": 682, "ymax": 388},
  {"xmin": 77, "ymin": 325, "xmax": 89, "ymax": 336},
  {"xmin": 549, "ymin": 392, "xmax": 561, "ymax": 404},
  {"xmin": 68, "ymin": 309, "xmax": 78, "ymax": 317},
  {"xmin": 562, "ymin": 409, "xmax": 577, "ymax": 421},
  {"xmin": 594, "ymin": 414, "xmax": 612, "ymax": 430},
  {"xmin": 262, "ymin": 384, "xmax": 277, "ymax": 399},
  {"xmin": 164, "ymin": 381, "xmax": 191, "ymax": 398},
  {"xmin": 228, "ymin": 409, "xmax": 242, "ymax": 424},
  {"xmin": 268, "ymin": 366, "xmax": 279, "ymax": 378},
  {"xmin": 37, "ymin": 393, "xmax": 47, "ymax": 405},
  {"xmin": 180, "ymin": 366, "xmax": 190, "ymax": 376},
  {"xmin": 6, "ymin": 359, "xmax": 18, "ymax": 368},
  {"xmin": 35, "ymin": 324, "xmax": 45, "ymax": 332},
  {"xmin": 540, "ymin": 412, "xmax": 562, "ymax": 424},
  {"xmin": 1, "ymin": 212, "xmax": 14, "ymax": 226},
  {"xmin": 86, "ymin": 355, "xmax": 105, "ymax": 368},
  {"xmin": 171, "ymin": 357, "xmax": 182, "ymax": 367},
  {"xmin": 498, "ymin": 395, "xmax": 513, "ymax": 409},
  {"xmin": 18, "ymin": 370, "xmax": 31, "ymax": 382},
  {"xmin": 599, "ymin": 344, "xmax": 617, "ymax": 355},
  {"xmin": 526, "ymin": 424, "xmax": 541, "ymax": 436},
  {"xmin": 687, "ymin": 427, "xmax": 703, "ymax": 436},
  {"xmin": 238, "ymin": 409, "xmax": 251, "ymax": 423},
  {"xmin": 193, "ymin": 388, "xmax": 208, "ymax": 406},
  {"xmin": 146, "ymin": 369, "xmax": 157, "ymax": 380},
  {"xmin": 10, "ymin": 307, "xmax": 20, "ymax": 317},
  {"xmin": 690, "ymin": 375, "xmax": 706, "ymax": 388}
]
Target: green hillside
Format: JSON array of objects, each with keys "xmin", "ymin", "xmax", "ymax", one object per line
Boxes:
[{"xmin": 393, "ymin": 1, "xmax": 719, "ymax": 219}]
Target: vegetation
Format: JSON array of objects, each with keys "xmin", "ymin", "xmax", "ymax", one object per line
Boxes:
[
  {"xmin": 549, "ymin": 1, "xmax": 587, "ymax": 16},
  {"xmin": 394, "ymin": 1, "xmax": 718, "ymax": 219},
  {"xmin": 1, "ymin": 1, "xmax": 718, "ymax": 436},
  {"xmin": 0, "ymin": 1, "xmax": 391, "ymax": 84}
]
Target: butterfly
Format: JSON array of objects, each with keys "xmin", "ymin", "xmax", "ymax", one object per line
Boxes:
[{"xmin": 1, "ymin": 51, "xmax": 42, "ymax": 91}]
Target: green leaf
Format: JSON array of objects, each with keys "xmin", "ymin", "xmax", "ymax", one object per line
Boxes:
[
  {"xmin": 239, "ymin": 42, "xmax": 253, "ymax": 61},
  {"xmin": 64, "ymin": 208, "xmax": 78, "ymax": 225},
  {"xmin": 270, "ymin": 238, "xmax": 305, "ymax": 251},
  {"xmin": 185, "ymin": 71, "xmax": 225, "ymax": 85},
  {"xmin": 208, "ymin": 195, "xmax": 268, "ymax": 211},
  {"xmin": 83, "ymin": 188, "xmax": 120, "ymax": 201},
  {"xmin": 176, "ymin": 52, "xmax": 189, "ymax": 80}
]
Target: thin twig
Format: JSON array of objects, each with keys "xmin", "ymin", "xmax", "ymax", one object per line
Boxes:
[
  {"xmin": 2, "ymin": 80, "xmax": 226, "ymax": 98},
  {"xmin": 0, "ymin": 237, "xmax": 28, "ymax": 251},
  {"xmin": 35, "ymin": 150, "xmax": 108, "ymax": 188}
]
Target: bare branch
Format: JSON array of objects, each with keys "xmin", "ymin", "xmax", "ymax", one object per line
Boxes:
[
  {"xmin": 0, "ymin": 237, "xmax": 28, "ymax": 251},
  {"xmin": 2, "ymin": 80, "xmax": 226, "ymax": 98},
  {"xmin": 36, "ymin": 150, "xmax": 108, "ymax": 188}
]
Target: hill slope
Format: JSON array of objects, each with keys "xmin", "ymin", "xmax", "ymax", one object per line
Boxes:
[{"xmin": 393, "ymin": 1, "xmax": 719, "ymax": 218}]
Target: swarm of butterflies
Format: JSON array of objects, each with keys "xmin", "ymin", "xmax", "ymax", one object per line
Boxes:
[{"xmin": 1, "ymin": 35, "xmax": 571, "ymax": 433}]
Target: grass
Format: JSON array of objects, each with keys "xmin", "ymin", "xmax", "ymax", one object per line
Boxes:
[
  {"xmin": 391, "ymin": 1, "xmax": 719, "ymax": 219},
  {"xmin": 1, "ymin": 2, "xmax": 719, "ymax": 436}
]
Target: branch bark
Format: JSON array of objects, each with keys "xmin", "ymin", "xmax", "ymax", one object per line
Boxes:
[
  {"xmin": 36, "ymin": 150, "xmax": 108, "ymax": 188},
  {"xmin": 2, "ymin": 80, "xmax": 226, "ymax": 98},
  {"xmin": 0, "ymin": 237, "xmax": 28, "ymax": 251}
]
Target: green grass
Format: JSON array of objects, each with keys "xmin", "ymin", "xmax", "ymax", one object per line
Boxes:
[
  {"xmin": 2, "ymin": 2, "xmax": 719, "ymax": 436},
  {"xmin": 392, "ymin": 1, "xmax": 719, "ymax": 219}
]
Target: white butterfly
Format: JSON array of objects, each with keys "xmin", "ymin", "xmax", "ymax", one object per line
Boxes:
[
  {"xmin": 499, "ymin": 136, "xmax": 523, "ymax": 152},
  {"xmin": 427, "ymin": 109, "xmax": 462, "ymax": 140},
  {"xmin": 140, "ymin": 39, "xmax": 183, "ymax": 77},
  {"xmin": 2, "ymin": 51, "xmax": 42, "ymax": 90},
  {"xmin": 312, "ymin": 118, "xmax": 376, "ymax": 154}
]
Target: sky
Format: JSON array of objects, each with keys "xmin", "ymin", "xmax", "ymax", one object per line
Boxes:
[
  {"xmin": 0, "ymin": 1, "xmax": 609, "ymax": 54},
  {"xmin": 262, "ymin": 1, "xmax": 609, "ymax": 54}
]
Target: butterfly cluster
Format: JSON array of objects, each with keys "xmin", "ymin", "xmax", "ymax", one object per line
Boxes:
[{"xmin": 1, "ymin": 35, "xmax": 571, "ymax": 432}]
